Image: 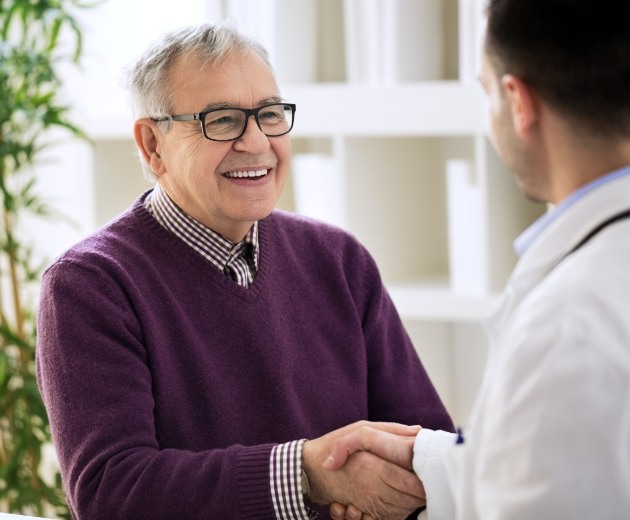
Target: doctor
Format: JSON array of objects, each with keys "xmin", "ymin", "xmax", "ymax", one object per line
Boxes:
[{"xmin": 323, "ymin": 0, "xmax": 630, "ymax": 518}]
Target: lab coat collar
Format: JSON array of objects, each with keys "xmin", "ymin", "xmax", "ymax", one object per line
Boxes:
[{"xmin": 486, "ymin": 174, "xmax": 630, "ymax": 343}]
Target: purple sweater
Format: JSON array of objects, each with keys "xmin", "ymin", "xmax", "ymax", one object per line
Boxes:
[{"xmin": 36, "ymin": 193, "xmax": 454, "ymax": 519}]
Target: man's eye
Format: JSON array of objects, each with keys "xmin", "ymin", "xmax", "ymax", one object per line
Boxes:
[
  {"xmin": 207, "ymin": 115, "xmax": 237, "ymax": 126},
  {"xmin": 259, "ymin": 110, "xmax": 283, "ymax": 122}
]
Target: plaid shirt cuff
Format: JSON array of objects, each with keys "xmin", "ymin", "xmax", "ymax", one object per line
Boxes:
[{"xmin": 270, "ymin": 439, "xmax": 318, "ymax": 519}]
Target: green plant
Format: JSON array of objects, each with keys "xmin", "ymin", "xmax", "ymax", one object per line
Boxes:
[{"xmin": 0, "ymin": 0, "xmax": 94, "ymax": 516}]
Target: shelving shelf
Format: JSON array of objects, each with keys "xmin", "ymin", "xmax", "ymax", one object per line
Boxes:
[
  {"xmin": 285, "ymin": 82, "xmax": 485, "ymax": 137},
  {"xmin": 388, "ymin": 282, "xmax": 502, "ymax": 323}
]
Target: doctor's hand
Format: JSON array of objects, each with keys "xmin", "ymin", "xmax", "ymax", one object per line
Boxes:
[
  {"xmin": 323, "ymin": 422, "xmax": 420, "ymax": 471},
  {"xmin": 302, "ymin": 421, "xmax": 424, "ymax": 520}
]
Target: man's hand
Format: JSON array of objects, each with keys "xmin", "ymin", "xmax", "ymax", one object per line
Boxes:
[
  {"xmin": 323, "ymin": 422, "xmax": 419, "ymax": 470},
  {"xmin": 330, "ymin": 502, "xmax": 376, "ymax": 520},
  {"xmin": 302, "ymin": 421, "xmax": 423, "ymax": 520}
]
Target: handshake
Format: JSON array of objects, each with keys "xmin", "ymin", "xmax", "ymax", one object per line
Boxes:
[{"xmin": 302, "ymin": 421, "xmax": 425, "ymax": 520}]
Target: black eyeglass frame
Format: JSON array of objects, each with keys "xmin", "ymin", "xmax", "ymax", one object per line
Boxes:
[{"xmin": 152, "ymin": 102, "xmax": 296, "ymax": 142}]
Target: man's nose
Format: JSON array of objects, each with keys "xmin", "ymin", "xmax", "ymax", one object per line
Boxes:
[{"xmin": 232, "ymin": 115, "xmax": 270, "ymax": 152}]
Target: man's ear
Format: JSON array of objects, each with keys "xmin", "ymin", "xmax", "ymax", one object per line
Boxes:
[
  {"xmin": 501, "ymin": 74, "xmax": 539, "ymax": 137},
  {"xmin": 134, "ymin": 119, "xmax": 166, "ymax": 176}
]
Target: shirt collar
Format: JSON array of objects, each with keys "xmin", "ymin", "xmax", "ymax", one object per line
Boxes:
[
  {"xmin": 514, "ymin": 164, "xmax": 630, "ymax": 257},
  {"xmin": 145, "ymin": 183, "xmax": 259, "ymax": 271}
]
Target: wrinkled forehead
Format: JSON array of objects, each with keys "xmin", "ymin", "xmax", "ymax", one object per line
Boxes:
[
  {"xmin": 166, "ymin": 50, "xmax": 279, "ymax": 110},
  {"xmin": 170, "ymin": 48, "xmax": 273, "ymax": 83}
]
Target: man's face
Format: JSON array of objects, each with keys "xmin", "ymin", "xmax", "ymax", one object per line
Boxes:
[
  {"xmin": 479, "ymin": 49, "xmax": 523, "ymax": 179},
  {"xmin": 479, "ymin": 43, "xmax": 546, "ymax": 203},
  {"xmin": 154, "ymin": 50, "xmax": 291, "ymax": 242}
]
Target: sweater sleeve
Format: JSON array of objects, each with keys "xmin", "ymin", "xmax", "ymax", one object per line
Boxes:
[
  {"xmin": 356, "ymin": 248, "xmax": 455, "ymax": 433},
  {"xmin": 36, "ymin": 260, "xmax": 276, "ymax": 520}
]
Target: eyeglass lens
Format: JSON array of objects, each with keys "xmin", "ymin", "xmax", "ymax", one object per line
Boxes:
[{"xmin": 203, "ymin": 104, "xmax": 293, "ymax": 141}]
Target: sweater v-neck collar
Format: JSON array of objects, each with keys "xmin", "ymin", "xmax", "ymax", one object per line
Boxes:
[{"xmin": 130, "ymin": 191, "xmax": 269, "ymax": 301}]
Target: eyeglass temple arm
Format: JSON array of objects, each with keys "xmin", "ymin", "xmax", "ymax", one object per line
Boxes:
[
  {"xmin": 170, "ymin": 114, "xmax": 199, "ymax": 121},
  {"xmin": 152, "ymin": 114, "xmax": 199, "ymax": 122}
]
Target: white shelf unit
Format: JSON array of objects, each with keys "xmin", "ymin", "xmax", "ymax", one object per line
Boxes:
[
  {"xmin": 282, "ymin": 87, "xmax": 542, "ymax": 302},
  {"xmin": 38, "ymin": 0, "xmax": 546, "ymax": 426}
]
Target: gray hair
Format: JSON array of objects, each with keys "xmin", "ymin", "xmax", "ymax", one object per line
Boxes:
[{"xmin": 123, "ymin": 22, "xmax": 273, "ymax": 179}]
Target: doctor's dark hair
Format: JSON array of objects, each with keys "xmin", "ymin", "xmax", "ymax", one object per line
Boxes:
[{"xmin": 484, "ymin": 0, "xmax": 630, "ymax": 138}]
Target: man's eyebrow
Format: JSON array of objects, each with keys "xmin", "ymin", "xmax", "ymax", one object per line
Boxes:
[
  {"xmin": 259, "ymin": 96, "xmax": 284, "ymax": 105},
  {"xmin": 200, "ymin": 102, "xmax": 236, "ymax": 111},
  {"xmin": 200, "ymin": 97, "xmax": 285, "ymax": 112}
]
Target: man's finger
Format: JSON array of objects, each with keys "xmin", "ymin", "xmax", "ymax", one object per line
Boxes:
[
  {"xmin": 330, "ymin": 502, "xmax": 347, "ymax": 520},
  {"xmin": 323, "ymin": 427, "xmax": 419, "ymax": 470}
]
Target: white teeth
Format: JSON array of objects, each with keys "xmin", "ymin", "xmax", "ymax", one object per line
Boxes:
[{"xmin": 225, "ymin": 169, "xmax": 268, "ymax": 178}]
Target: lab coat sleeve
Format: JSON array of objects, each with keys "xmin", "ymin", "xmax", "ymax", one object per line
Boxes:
[{"xmin": 413, "ymin": 429, "xmax": 458, "ymax": 520}]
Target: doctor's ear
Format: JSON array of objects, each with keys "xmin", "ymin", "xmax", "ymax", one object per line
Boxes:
[
  {"xmin": 134, "ymin": 118, "xmax": 166, "ymax": 176},
  {"xmin": 501, "ymin": 74, "xmax": 539, "ymax": 137}
]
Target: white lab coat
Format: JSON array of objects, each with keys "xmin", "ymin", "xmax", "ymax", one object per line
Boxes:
[{"xmin": 414, "ymin": 174, "xmax": 630, "ymax": 520}]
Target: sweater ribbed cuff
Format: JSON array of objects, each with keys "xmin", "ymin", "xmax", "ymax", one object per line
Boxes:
[{"xmin": 238, "ymin": 443, "xmax": 279, "ymax": 519}]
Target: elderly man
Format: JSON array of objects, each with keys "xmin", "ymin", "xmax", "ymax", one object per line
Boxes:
[{"xmin": 36, "ymin": 23, "xmax": 453, "ymax": 520}]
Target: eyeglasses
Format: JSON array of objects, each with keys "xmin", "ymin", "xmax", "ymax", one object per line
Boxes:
[{"xmin": 153, "ymin": 102, "xmax": 296, "ymax": 142}]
